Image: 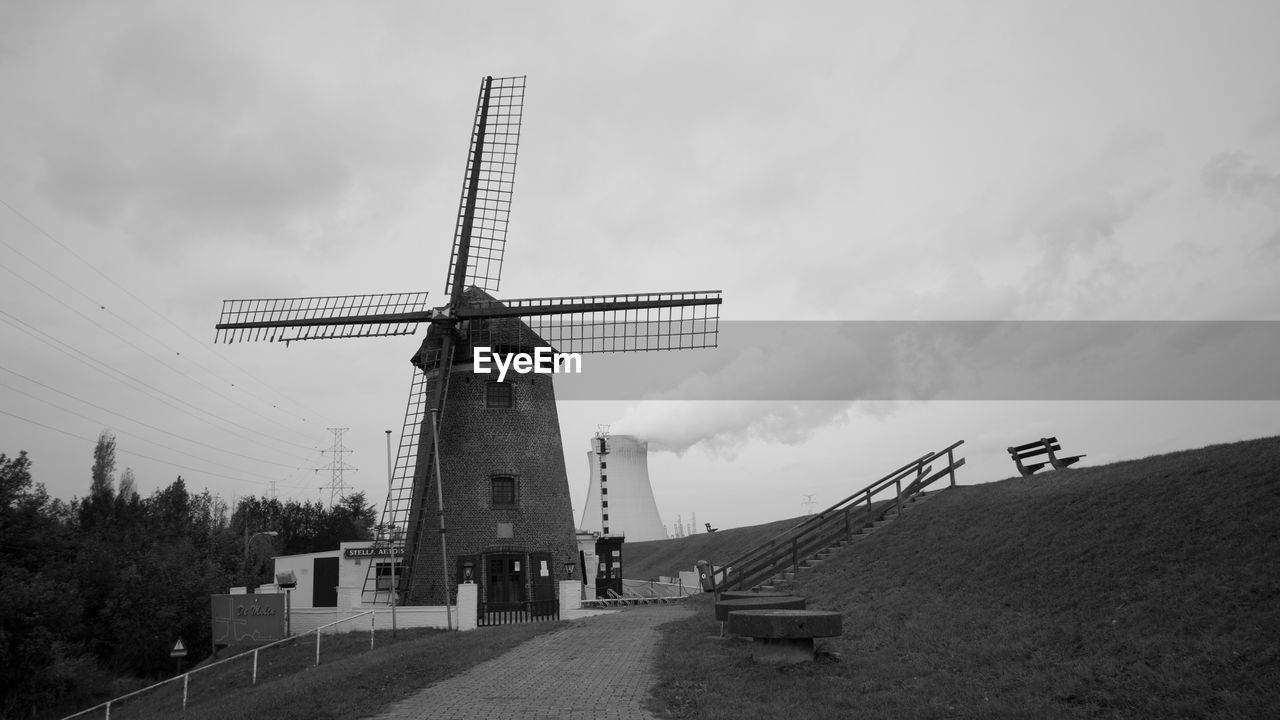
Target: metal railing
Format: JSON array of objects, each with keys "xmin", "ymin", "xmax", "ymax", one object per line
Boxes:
[
  {"xmin": 622, "ymin": 578, "xmax": 688, "ymax": 599},
  {"xmin": 476, "ymin": 598, "xmax": 560, "ymax": 627},
  {"xmin": 717, "ymin": 440, "xmax": 965, "ymax": 592},
  {"xmin": 61, "ymin": 611, "xmax": 379, "ymax": 719}
]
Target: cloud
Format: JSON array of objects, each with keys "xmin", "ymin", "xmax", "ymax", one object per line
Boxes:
[
  {"xmin": 1202, "ymin": 152, "xmax": 1280, "ymax": 208},
  {"xmin": 12, "ymin": 5, "xmax": 439, "ymax": 257},
  {"xmin": 610, "ymin": 400, "xmax": 855, "ymax": 458}
]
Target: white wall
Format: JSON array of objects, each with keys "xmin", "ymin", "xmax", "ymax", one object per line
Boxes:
[{"xmin": 289, "ymin": 584, "xmax": 480, "ymax": 634}]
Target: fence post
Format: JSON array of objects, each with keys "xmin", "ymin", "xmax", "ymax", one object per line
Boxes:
[
  {"xmin": 182, "ymin": 673, "xmax": 189, "ymax": 710},
  {"xmin": 895, "ymin": 476, "xmax": 903, "ymax": 515},
  {"xmin": 791, "ymin": 538, "xmax": 798, "ymax": 574},
  {"xmin": 315, "ymin": 629, "xmax": 321, "ymax": 667},
  {"xmin": 105, "ymin": 700, "xmax": 111, "ymax": 720},
  {"xmin": 252, "ymin": 648, "xmax": 259, "ymax": 685}
]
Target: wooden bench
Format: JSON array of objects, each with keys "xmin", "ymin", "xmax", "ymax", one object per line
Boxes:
[
  {"xmin": 726, "ymin": 609, "xmax": 842, "ymax": 664},
  {"xmin": 1007, "ymin": 436, "xmax": 1085, "ymax": 477}
]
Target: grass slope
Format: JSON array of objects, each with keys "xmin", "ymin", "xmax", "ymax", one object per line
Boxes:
[
  {"xmin": 67, "ymin": 623, "xmax": 564, "ymax": 720},
  {"xmin": 623, "ymin": 515, "xmax": 806, "ymax": 581},
  {"xmin": 649, "ymin": 435, "xmax": 1280, "ymax": 719}
]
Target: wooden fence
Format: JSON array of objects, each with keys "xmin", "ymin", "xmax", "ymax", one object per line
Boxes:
[{"xmin": 717, "ymin": 440, "xmax": 965, "ymax": 592}]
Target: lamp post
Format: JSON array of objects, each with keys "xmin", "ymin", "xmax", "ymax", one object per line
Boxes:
[
  {"xmin": 243, "ymin": 530, "xmax": 279, "ymax": 588},
  {"xmin": 384, "ymin": 430, "xmax": 399, "ymax": 637}
]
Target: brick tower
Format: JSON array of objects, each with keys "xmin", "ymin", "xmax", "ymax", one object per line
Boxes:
[{"xmin": 401, "ymin": 288, "xmax": 580, "ymax": 609}]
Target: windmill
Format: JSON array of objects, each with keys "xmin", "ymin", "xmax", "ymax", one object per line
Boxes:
[{"xmin": 214, "ymin": 76, "xmax": 721, "ymax": 612}]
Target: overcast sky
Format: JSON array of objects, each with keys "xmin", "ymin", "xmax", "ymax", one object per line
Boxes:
[{"xmin": 2, "ymin": 1, "xmax": 1278, "ymax": 532}]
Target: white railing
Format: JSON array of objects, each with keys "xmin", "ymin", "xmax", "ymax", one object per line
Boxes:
[
  {"xmin": 61, "ymin": 611, "xmax": 377, "ymax": 719},
  {"xmin": 621, "ymin": 578, "xmax": 689, "ymax": 598}
]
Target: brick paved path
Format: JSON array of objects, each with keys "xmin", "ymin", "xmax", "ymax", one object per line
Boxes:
[{"xmin": 363, "ymin": 603, "xmax": 693, "ymax": 720}]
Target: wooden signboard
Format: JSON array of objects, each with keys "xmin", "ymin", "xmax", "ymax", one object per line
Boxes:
[{"xmin": 210, "ymin": 593, "xmax": 286, "ymax": 648}]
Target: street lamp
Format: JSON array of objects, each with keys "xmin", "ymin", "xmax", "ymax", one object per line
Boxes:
[
  {"xmin": 245, "ymin": 530, "xmax": 279, "ymax": 559},
  {"xmin": 243, "ymin": 531, "xmax": 279, "ymax": 587}
]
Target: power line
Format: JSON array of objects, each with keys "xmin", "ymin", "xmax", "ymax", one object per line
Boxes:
[
  {"xmin": 0, "ymin": 407, "xmax": 294, "ymax": 488},
  {"xmin": 0, "ymin": 371, "xmax": 310, "ymax": 477},
  {"xmin": 318, "ymin": 427, "xmax": 356, "ymax": 506},
  {"xmin": 0, "ymin": 196, "xmax": 337, "ymax": 439},
  {"xmin": 802, "ymin": 494, "xmax": 817, "ymax": 515},
  {"xmin": 0, "ymin": 309, "xmax": 316, "ymax": 457}
]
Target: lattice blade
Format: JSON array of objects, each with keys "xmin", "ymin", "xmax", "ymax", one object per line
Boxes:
[
  {"xmin": 464, "ymin": 290, "xmax": 721, "ymax": 354},
  {"xmin": 363, "ymin": 368, "xmax": 429, "ymax": 605},
  {"xmin": 444, "ymin": 75, "xmax": 525, "ymax": 299},
  {"xmin": 214, "ymin": 292, "xmax": 432, "ymax": 343}
]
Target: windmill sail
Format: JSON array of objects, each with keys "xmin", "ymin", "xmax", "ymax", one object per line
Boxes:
[
  {"xmin": 361, "ymin": 368, "xmax": 429, "ymax": 605},
  {"xmin": 214, "ymin": 292, "xmax": 432, "ymax": 343},
  {"xmin": 444, "ymin": 75, "xmax": 525, "ymax": 299},
  {"xmin": 461, "ymin": 290, "xmax": 722, "ymax": 353}
]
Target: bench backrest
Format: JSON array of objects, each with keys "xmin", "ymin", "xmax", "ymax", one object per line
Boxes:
[{"xmin": 1008, "ymin": 437, "xmax": 1061, "ymax": 459}]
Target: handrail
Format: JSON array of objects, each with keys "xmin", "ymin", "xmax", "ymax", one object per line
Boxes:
[
  {"xmin": 61, "ymin": 610, "xmax": 377, "ymax": 719},
  {"xmin": 717, "ymin": 441, "xmax": 964, "ymax": 592}
]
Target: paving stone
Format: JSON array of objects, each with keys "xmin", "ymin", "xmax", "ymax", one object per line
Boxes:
[{"xmin": 361, "ymin": 603, "xmax": 693, "ymax": 720}]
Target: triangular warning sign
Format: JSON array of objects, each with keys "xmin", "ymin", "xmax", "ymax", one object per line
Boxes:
[{"xmin": 171, "ymin": 639, "xmax": 187, "ymax": 657}]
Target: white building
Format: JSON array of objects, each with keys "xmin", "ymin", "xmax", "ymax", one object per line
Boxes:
[{"xmin": 262, "ymin": 541, "xmax": 580, "ymax": 635}]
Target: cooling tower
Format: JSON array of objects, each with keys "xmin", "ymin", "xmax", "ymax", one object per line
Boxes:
[{"xmin": 580, "ymin": 435, "xmax": 668, "ymax": 541}]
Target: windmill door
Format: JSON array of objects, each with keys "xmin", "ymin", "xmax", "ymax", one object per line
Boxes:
[
  {"xmin": 530, "ymin": 552, "xmax": 555, "ymax": 602},
  {"xmin": 486, "ymin": 554, "xmax": 526, "ymax": 612}
]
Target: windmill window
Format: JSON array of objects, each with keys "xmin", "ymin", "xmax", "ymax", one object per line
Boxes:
[
  {"xmin": 602, "ymin": 513, "xmax": 609, "ymax": 521},
  {"xmin": 486, "ymin": 381, "xmax": 513, "ymax": 408},
  {"xmin": 601, "ymin": 500, "xmax": 608, "ymax": 508},
  {"xmin": 374, "ymin": 562, "xmax": 402, "ymax": 590},
  {"xmin": 491, "ymin": 476, "xmax": 517, "ymax": 507},
  {"xmin": 601, "ymin": 487, "xmax": 607, "ymax": 495}
]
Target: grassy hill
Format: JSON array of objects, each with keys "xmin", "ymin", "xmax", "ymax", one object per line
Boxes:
[
  {"xmin": 623, "ymin": 501, "xmax": 898, "ymax": 582},
  {"xmin": 622, "ymin": 514, "xmax": 805, "ymax": 581},
  {"xmin": 650, "ymin": 435, "xmax": 1280, "ymax": 719}
]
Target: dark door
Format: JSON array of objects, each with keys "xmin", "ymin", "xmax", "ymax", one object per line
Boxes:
[
  {"xmin": 486, "ymin": 554, "xmax": 526, "ymax": 610},
  {"xmin": 595, "ymin": 538, "xmax": 624, "ymax": 599},
  {"xmin": 313, "ymin": 557, "xmax": 339, "ymax": 608},
  {"xmin": 530, "ymin": 552, "xmax": 555, "ymax": 602}
]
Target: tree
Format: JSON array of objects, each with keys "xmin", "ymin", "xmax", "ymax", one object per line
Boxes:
[
  {"xmin": 89, "ymin": 431, "xmax": 115, "ymax": 498},
  {"xmin": 80, "ymin": 431, "xmax": 118, "ymax": 532},
  {"xmin": 0, "ymin": 451, "xmax": 81, "ymax": 717},
  {"xmin": 320, "ymin": 492, "xmax": 377, "ymax": 548}
]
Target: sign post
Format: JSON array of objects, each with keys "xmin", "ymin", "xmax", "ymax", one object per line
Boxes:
[{"xmin": 171, "ymin": 638, "xmax": 188, "ymax": 675}]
